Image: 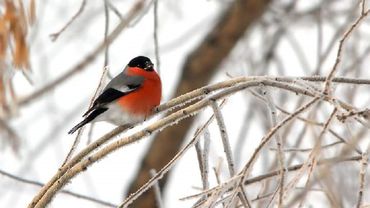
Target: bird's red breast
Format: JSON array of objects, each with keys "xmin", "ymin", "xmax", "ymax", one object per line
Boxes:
[{"xmin": 117, "ymin": 67, "xmax": 162, "ymax": 117}]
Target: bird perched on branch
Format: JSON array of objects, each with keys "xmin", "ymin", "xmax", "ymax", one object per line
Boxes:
[{"xmin": 68, "ymin": 56, "xmax": 162, "ymax": 134}]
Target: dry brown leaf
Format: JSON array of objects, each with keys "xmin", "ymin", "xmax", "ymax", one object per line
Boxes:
[
  {"xmin": 0, "ymin": 74, "xmax": 5, "ymax": 111},
  {"xmin": 1, "ymin": 0, "xmax": 30, "ymax": 69},
  {"xmin": 4, "ymin": 1, "xmax": 17, "ymax": 36},
  {"xmin": 4, "ymin": 1, "xmax": 16, "ymax": 22},
  {"xmin": 0, "ymin": 18, "xmax": 8, "ymax": 59},
  {"xmin": 17, "ymin": 0, "xmax": 28, "ymax": 34},
  {"xmin": 29, "ymin": 0, "xmax": 36, "ymax": 25},
  {"xmin": 13, "ymin": 25, "xmax": 29, "ymax": 69}
]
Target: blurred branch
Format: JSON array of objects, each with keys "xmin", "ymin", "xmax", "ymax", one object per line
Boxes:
[
  {"xmin": 313, "ymin": 5, "xmax": 357, "ymax": 74},
  {"xmin": 261, "ymin": 86, "xmax": 286, "ymax": 207},
  {"xmin": 269, "ymin": 141, "xmax": 343, "ymax": 153},
  {"xmin": 195, "ymin": 127, "xmax": 211, "ymax": 194},
  {"xmin": 0, "ymin": 168, "xmax": 116, "ymax": 207},
  {"xmin": 356, "ymin": 152, "xmax": 368, "ymax": 208},
  {"xmin": 149, "ymin": 169, "xmax": 164, "ymax": 208},
  {"xmin": 106, "ymin": 0, "xmax": 123, "ymax": 20},
  {"xmin": 103, "ymin": 0, "xmax": 110, "ymax": 67},
  {"xmin": 0, "ymin": 118, "xmax": 20, "ymax": 153},
  {"xmin": 181, "ymin": 155, "xmax": 362, "ymax": 203},
  {"xmin": 226, "ymin": 97, "xmax": 321, "ymax": 205},
  {"xmin": 19, "ymin": 0, "xmax": 147, "ymax": 107},
  {"xmin": 210, "ymin": 100, "xmax": 235, "ymax": 177},
  {"xmin": 294, "ymin": 108, "xmax": 338, "ymax": 207},
  {"xmin": 49, "ymin": 0, "xmax": 87, "ymax": 41},
  {"xmin": 324, "ymin": 3, "xmax": 370, "ymax": 94},
  {"xmin": 153, "ymin": 0, "xmax": 160, "ymax": 74}
]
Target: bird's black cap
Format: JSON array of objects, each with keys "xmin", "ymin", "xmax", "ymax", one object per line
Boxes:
[{"xmin": 128, "ymin": 56, "xmax": 154, "ymax": 71}]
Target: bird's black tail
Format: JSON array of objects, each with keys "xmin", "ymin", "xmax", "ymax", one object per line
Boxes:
[
  {"xmin": 68, "ymin": 119, "xmax": 89, "ymax": 134},
  {"xmin": 68, "ymin": 107, "xmax": 108, "ymax": 134}
]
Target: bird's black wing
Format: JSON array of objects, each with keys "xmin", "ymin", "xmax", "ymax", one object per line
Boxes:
[
  {"xmin": 82, "ymin": 74, "xmax": 144, "ymax": 117},
  {"xmin": 93, "ymin": 88, "xmax": 127, "ymax": 106},
  {"xmin": 69, "ymin": 70, "xmax": 144, "ymax": 134}
]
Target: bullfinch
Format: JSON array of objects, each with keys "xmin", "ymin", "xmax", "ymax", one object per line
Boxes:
[{"xmin": 68, "ymin": 56, "xmax": 162, "ymax": 134}]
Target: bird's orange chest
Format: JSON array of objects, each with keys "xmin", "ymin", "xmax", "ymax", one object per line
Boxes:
[{"xmin": 117, "ymin": 68, "xmax": 162, "ymax": 116}]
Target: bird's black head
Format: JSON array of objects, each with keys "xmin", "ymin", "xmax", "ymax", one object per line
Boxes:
[{"xmin": 128, "ymin": 56, "xmax": 154, "ymax": 71}]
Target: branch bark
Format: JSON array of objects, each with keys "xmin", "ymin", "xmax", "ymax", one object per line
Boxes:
[{"xmin": 125, "ymin": 0, "xmax": 271, "ymax": 207}]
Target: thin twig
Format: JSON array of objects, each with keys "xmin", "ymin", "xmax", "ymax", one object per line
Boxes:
[
  {"xmin": 62, "ymin": 66, "xmax": 108, "ymax": 166},
  {"xmin": 211, "ymin": 98, "xmax": 248, "ymax": 208},
  {"xmin": 315, "ymin": 7, "xmax": 323, "ymax": 73},
  {"xmin": 250, "ymin": 88, "xmax": 362, "ymax": 154},
  {"xmin": 0, "ymin": 168, "xmax": 116, "ymax": 207},
  {"xmin": 103, "ymin": 0, "xmax": 110, "ymax": 67},
  {"xmin": 202, "ymin": 128, "xmax": 210, "ymax": 190},
  {"xmin": 103, "ymin": 0, "xmax": 112, "ymax": 79},
  {"xmin": 227, "ymin": 97, "xmax": 321, "ymax": 205},
  {"xmin": 193, "ymin": 130, "xmax": 214, "ymax": 206},
  {"xmin": 261, "ymin": 86, "xmax": 286, "ymax": 208},
  {"xmin": 49, "ymin": 0, "xmax": 87, "ymax": 41},
  {"xmin": 313, "ymin": 5, "xmax": 356, "ymax": 75},
  {"xmin": 195, "ymin": 128, "xmax": 210, "ymax": 192},
  {"xmin": 153, "ymin": 0, "xmax": 160, "ymax": 74},
  {"xmin": 149, "ymin": 169, "xmax": 164, "ymax": 208},
  {"xmin": 0, "ymin": 118, "xmax": 21, "ymax": 153},
  {"xmin": 269, "ymin": 141, "xmax": 343, "ymax": 153},
  {"xmin": 323, "ymin": 7, "xmax": 370, "ymax": 94},
  {"xmin": 210, "ymin": 100, "xmax": 235, "ymax": 177},
  {"xmin": 181, "ymin": 156, "xmax": 362, "ymax": 202},
  {"xmin": 356, "ymin": 151, "xmax": 368, "ymax": 208},
  {"xmin": 361, "ymin": 0, "xmax": 367, "ymax": 14},
  {"xmin": 61, "ymin": 127, "xmax": 84, "ymax": 167},
  {"xmin": 287, "ymin": 108, "xmax": 338, "ymax": 207},
  {"xmin": 106, "ymin": 0, "xmax": 123, "ymax": 20}
]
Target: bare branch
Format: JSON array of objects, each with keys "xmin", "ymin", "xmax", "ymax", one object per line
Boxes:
[
  {"xmin": 227, "ymin": 97, "xmax": 321, "ymax": 205},
  {"xmin": 106, "ymin": 0, "xmax": 123, "ymax": 20},
  {"xmin": 210, "ymin": 100, "xmax": 235, "ymax": 177},
  {"xmin": 323, "ymin": 6, "xmax": 370, "ymax": 95},
  {"xmin": 49, "ymin": 0, "xmax": 87, "ymax": 41},
  {"xmin": 153, "ymin": 0, "xmax": 160, "ymax": 74},
  {"xmin": 0, "ymin": 118, "xmax": 21, "ymax": 153},
  {"xmin": 285, "ymin": 108, "xmax": 338, "ymax": 207},
  {"xmin": 103, "ymin": 0, "xmax": 110, "ymax": 68},
  {"xmin": 0, "ymin": 168, "xmax": 116, "ymax": 207},
  {"xmin": 194, "ymin": 128, "xmax": 210, "ymax": 191},
  {"xmin": 149, "ymin": 169, "xmax": 164, "ymax": 208},
  {"xmin": 356, "ymin": 152, "xmax": 368, "ymax": 208},
  {"xmin": 261, "ymin": 86, "xmax": 286, "ymax": 207}
]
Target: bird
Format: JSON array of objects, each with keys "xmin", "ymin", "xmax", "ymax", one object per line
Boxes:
[{"xmin": 68, "ymin": 56, "xmax": 162, "ymax": 134}]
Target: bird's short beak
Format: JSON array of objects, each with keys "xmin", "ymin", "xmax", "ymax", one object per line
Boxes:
[{"xmin": 144, "ymin": 62, "xmax": 154, "ymax": 71}]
